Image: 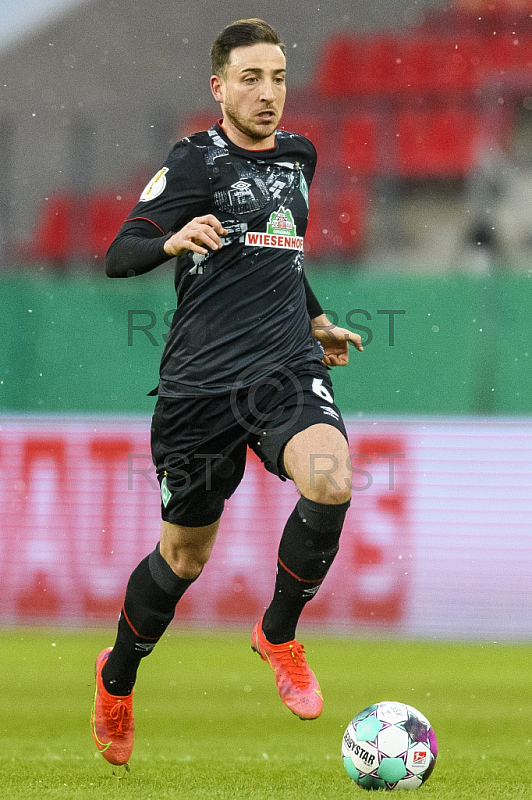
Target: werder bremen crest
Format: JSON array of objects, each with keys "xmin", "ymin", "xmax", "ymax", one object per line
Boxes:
[
  {"xmin": 160, "ymin": 475, "xmax": 172, "ymax": 508},
  {"xmin": 267, "ymin": 207, "xmax": 297, "ymax": 237}
]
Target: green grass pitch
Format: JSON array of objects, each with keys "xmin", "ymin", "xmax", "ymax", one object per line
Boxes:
[{"xmin": 2, "ymin": 628, "xmax": 531, "ymax": 799}]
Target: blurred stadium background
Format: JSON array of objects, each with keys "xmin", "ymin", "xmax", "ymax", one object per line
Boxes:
[{"xmin": 1, "ymin": 0, "xmax": 531, "ymax": 640}]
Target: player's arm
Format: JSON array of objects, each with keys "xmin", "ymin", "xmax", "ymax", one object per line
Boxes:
[
  {"xmin": 105, "ymin": 215, "xmax": 228, "ymax": 278},
  {"xmin": 311, "ymin": 312, "xmax": 364, "ymax": 366},
  {"xmin": 106, "ymin": 139, "xmax": 219, "ymax": 278},
  {"xmin": 304, "ymin": 274, "xmax": 363, "ymax": 366},
  {"xmin": 162, "ymin": 215, "xmax": 228, "ymax": 257},
  {"xmin": 105, "ymin": 220, "xmax": 174, "ymax": 278},
  {"xmin": 303, "ymin": 273, "xmax": 323, "ymax": 319}
]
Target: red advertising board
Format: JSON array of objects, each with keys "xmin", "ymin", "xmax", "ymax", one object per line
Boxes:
[{"xmin": 1, "ymin": 416, "xmax": 531, "ymax": 638}]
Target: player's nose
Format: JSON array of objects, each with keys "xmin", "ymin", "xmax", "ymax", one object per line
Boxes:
[{"xmin": 260, "ymin": 80, "xmax": 276, "ymax": 102}]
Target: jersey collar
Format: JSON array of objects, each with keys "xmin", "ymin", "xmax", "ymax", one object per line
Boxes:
[{"xmin": 215, "ymin": 120, "xmax": 279, "ymax": 157}]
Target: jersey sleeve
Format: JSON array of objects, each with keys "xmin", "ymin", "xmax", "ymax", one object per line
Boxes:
[
  {"xmin": 294, "ymin": 133, "xmax": 317, "ymax": 191},
  {"xmin": 124, "ymin": 139, "xmax": 210, "ymax": 235},
  {"xmin": 303, "ymin": 273, "xmax": 323, "ymax": 318},
  {"xmin": 105, "ymin": 220, "xmax": 174, "ymax": 278},
  {"xmin": 304, "ymin": 138, "xmax": 318, "ymax": 186}
]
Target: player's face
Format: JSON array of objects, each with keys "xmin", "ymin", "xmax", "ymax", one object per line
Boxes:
[{"xmin": 211, "ymin": 43, "xmax": 287, "ymax": 150}]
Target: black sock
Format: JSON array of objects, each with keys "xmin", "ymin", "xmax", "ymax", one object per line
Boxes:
[
  {"xmin": 102, "ymin": 545, "xmax": 197, "ymax": 695},
  {"xmin": 262, "ymin": 496, "xmax": 350, "ymax": 644}
]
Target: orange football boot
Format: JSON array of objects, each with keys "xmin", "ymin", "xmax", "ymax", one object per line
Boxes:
[
  {"xmin": 91, "ymin": 647, "xmax": 134, "ymax": 766},
  {"xmin": 251, "ymin": 618, "xmax": 323, "ymax": 720}
]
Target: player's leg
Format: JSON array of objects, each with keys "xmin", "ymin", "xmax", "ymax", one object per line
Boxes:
[
  {"xmin": 262, "ymin": 421, "xmax": 350, "ymax": 632},
  {"xmin": 283, "ymin": 421, "xmax": 352, "ymax": 503},
  {"xmin": 92, "ymin": 518, "xmax": 220, "ymax": 766},
  {"xmin": 102, "ymin": 518, "xmax": 220, "ymax": 696},
  {"xmin": 92, "ymin": 393, "xmax": 246, "ymax": 764},
  {"xmin": 101, "ymin": 392, "xmax": 243, "ymax": 698},
  {"xmin": 265, "ymin": 414, "xmax": 351, "ymax": 645},
  {"xmin": 250, "ymin": 368, "xmax": 351, "ymax": 719}
]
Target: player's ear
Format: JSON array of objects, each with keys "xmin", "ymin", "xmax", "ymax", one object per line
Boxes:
[{"xmin": 210, "ymin": 75, "xmax": 224, "ymax": 104}]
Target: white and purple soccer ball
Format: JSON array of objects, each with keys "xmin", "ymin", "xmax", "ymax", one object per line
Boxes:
[{"xmin": 342, "ymin": 701, "xmax": 438, "ymax": 790}]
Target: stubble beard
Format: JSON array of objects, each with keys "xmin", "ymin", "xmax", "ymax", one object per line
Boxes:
[{"xmin": 224, "ymin": 104, "xmax": 278, "ymax": 144}]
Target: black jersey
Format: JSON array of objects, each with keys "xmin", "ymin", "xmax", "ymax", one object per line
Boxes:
[{"xmin": 122, "ymin": 122, "xmax": 324, "ymax": 396}]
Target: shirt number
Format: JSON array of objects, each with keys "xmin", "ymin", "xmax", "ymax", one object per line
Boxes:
[{"xmin": 312, "ymin": 378, "xmax": 333, "ymax": 403}]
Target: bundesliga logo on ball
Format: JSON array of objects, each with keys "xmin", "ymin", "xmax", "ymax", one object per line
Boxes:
[{"xmin": 342, "ymin": 702, "xmax": 438, "ymax": 791}]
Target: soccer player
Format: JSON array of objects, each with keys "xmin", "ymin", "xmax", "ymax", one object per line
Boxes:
[{"xmin": 91, "ymin": 18, "xmax": 363, "ymax": 767}]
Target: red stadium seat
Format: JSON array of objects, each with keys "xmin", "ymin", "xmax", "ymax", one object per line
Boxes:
[
  {"xmin": 483, "ymin": 33, "xmax": 532, "ymax": 76},
  {"xmin": 20, "ymin": 191, "xmax": 141, "ymax": 264},
  {"xmin": 354, "ymin": 35, "xmax": 404, "ymax": 94},
  {"xmin": 316, "ymin": 30, "xmax": 532, "ymax": 96},
  {"xmin": 28, "ymin": 194, "xmax": 73, "ymax": 263},
  {"xmin": 316, "ymin": 33, "xmax": 482, "ymax": 97},
  {"xmin": 398, "ymin": 35, "xmax": 485, "ymax": 92},
  {"xmin": 396, "ymin": 109, "xmax": 480, "ymax": 176},
  {"xmin": 88, "ymin": 192, "xmax": 140, "ymax": 258},
  {"xmin": 339, "ymin": 114, "xmax": 379, "ymax": 175},
  {"xmin": 304, "ymin": 186, "xmax": 329, "ymax": 258},
  {"xmin": 333, "ymin": 184, "xmax": 369, "ymax": 253},
  {"xmin": 316, "ymin": 34, "xmax": 360, "ymax": 97},
  {"xmin": 304, "ymin": 183, "xmax": 369, "ymax": 258},
  {"xmin": 279, "ymin": 114, "xmax": 325, "ymax": 155},
  {"xmin": 316, "ymin": 34, "xmax": 406, "ymax": 96}
]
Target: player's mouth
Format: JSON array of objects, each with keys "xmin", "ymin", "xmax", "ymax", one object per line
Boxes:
[{"xmin": 256, "ymin": 110, "xmax": 277, "ymax": 122}]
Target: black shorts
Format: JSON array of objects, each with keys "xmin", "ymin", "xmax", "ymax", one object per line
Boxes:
[{"xmin": 150, "ymin": 362, "xmax": 348, "ymax": 527}]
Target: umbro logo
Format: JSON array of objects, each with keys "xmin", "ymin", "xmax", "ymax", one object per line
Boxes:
[
  {"xmin": 134, "ymin": 642, "xmax": 156, "ymax": 653},
  {"xmin": 320, "ymin": 405, "xmax": 339, "ymax": 421},
  {"xmin": 231, "ymin": 181, "xmax": 251, "ymax": 190}
]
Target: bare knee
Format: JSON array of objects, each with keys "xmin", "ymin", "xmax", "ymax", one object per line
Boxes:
[
  {"xmin": 285, "ymin": 424, "xmax": 352, "ymax": 505},
  {"xmin": 160, "ymin": 519, "xmax": 220, "ymax": 581},
  {"xmin": 162, "ymin": 550, "xmax": 207, "ymax": 581},
  {"xmin": 309, "ymin": 472, "xmax": 351, "ymax": 505}
]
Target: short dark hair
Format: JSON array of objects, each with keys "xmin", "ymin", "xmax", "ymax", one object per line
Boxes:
[{"xmin": 211, "ymin": 19, "xmax": 285, "ymax": 77}]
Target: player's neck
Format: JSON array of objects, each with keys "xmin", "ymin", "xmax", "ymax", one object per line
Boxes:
[{"xmin": 219, "ymin": 118, "xmax": 276, "ymax": 151}]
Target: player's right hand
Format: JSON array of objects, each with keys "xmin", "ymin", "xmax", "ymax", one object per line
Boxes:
[{"xmin": 163, "ymin": 215, "xmax": 228, "ymax": 257}]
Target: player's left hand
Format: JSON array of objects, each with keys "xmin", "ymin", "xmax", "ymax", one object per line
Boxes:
[{"xmin": 311, "ymin": 315, "xmax": 363, "ymax": 367}]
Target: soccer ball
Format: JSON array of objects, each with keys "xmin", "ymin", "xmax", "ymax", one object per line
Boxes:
[{"xmin": 342, "ymin": 701, "xmax": 438, "ymax": 790}]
